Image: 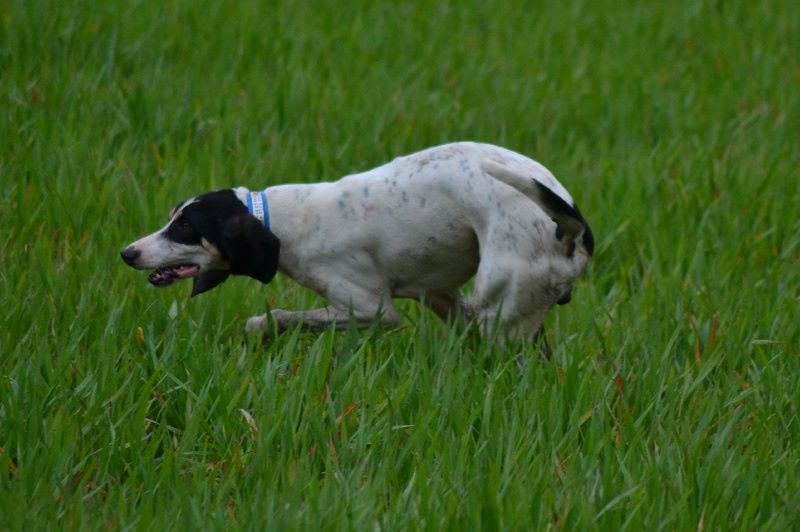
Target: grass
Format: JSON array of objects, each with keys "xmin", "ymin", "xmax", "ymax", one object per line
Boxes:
[{"xmin": 1, "ymin": 0, "xmax": 799, "ymax": 528}]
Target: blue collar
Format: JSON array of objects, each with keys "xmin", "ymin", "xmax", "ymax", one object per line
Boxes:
[{"xmin": 246, "ymin": 190, "xmax": 271, "ymax": 229}]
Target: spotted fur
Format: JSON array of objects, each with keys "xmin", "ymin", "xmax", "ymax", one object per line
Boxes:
[{"xmin": 121, "ymin": 142, "xmax": 593, "ymax": 347}]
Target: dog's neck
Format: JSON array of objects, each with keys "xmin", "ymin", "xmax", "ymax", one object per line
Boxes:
[
  {"xmin": 233, "ymin": 185, "xmax": 317, "ymax": 278},
  {"xmin": 234, "ymin": 187, "xmax": 271, "ymax": 227},
  {"xmin": 247, "ymin": 190, "xmax": 270, "ymax": 228}
]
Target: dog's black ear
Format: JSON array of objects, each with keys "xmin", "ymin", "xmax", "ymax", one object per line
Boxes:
[
  {"xmin": 221, "ymin": 214, "xmax": 280, "ymax": 284},
  {"xmin": 191, "ymin": 270, "xmax": 230, "ymax": 297}
]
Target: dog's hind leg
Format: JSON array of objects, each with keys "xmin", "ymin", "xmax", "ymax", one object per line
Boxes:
[
  {"xmin": 421, "ymin": 290, "xmax": 470, "ymax": 323},
  {"xmin": 465, "ymin": 256, "xmax": 553, "ymax": 350}
]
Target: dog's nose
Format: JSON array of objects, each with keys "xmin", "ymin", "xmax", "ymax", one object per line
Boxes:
[{"xmin": 120, "ymin": 246, "xmax": 140, "ymax": 266}]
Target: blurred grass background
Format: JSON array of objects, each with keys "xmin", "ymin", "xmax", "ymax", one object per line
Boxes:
[{"xmin": 1, "ymin": 0, "xmax": 799, "ymax": 528}]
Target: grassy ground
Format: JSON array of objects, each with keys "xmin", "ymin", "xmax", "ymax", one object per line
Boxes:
[{"xmin": 2, "ymin": 0, "xmax": 799, "ymax": 529}]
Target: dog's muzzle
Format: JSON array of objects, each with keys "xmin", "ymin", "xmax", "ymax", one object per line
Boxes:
[
  {"xmin": 120, "ymin": 246, "xmax": 140, "ymax": 266},
  {"xmin": 120, "ymin": 246, "xmax": 201, "ymax": 287}
]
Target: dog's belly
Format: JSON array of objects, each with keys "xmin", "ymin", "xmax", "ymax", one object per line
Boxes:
[
  {"xmin": 384, "ymin": 232, "xmax": 480, "ymax": 298},
  {"xmin": 357, "ymin": 185, "xmax": 481, "ymax": 297}
]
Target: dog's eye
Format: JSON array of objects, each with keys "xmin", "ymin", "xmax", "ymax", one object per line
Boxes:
[{"xmin": 180, "ymin": 220, "xmax": 191, "ymax": 231}]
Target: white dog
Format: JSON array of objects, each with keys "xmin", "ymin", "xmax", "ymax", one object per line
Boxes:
[{"xmin": 121, "ymin": 142, "xmax": 593, "ymax": 347}]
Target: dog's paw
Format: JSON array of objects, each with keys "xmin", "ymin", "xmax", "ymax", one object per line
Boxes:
[{"xmin": 245, "ymin": 314, "xmax": 269, "ymax": 335}]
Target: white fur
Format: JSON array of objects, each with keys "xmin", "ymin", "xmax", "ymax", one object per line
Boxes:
[
  {"xmin": 249, "ymin": 142, "xmax": 590, "ymax": 341},
  {"xmin": 126, "ymin": 142, "xmax": 591, "ymax": 343}
]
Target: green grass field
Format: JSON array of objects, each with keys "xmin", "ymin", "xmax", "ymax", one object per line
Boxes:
[{"xmin": 2, "ymin": 0, "xmax": 799, "ymax": 529}]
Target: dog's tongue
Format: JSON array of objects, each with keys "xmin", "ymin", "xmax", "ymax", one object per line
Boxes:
[
  {"xmin": 148, "ymin": 264, "xmax": 200, "ymax": 286},
  {"xmin": 173, "ymin": 265, "xmax": 200, "ymax": 277}
]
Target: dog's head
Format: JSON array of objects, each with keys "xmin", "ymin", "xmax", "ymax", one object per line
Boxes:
[{"xmin": 120, "ymin": 188, "xmax": 280, "ymax": 296}]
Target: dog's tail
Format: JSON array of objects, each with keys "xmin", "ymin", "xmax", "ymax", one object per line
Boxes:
[{"xmin": 480, "ymin": 159, "xmax": 594, "ymax": 257}]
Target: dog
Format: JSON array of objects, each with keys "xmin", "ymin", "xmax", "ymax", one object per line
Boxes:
[{"xmin": 121, "ymin": 142, "xmax": 593, "ymax": 348}]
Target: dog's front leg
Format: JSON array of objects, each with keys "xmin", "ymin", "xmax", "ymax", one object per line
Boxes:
[
  {"xmin": 246, "ymin": 272, "xmax": 400, "ymax": 335},
  {"xmin": 246, "ymin": 303, "xmax": 400, "ymax": 335},
  {"xmin": 273, "ymin": 305, "xmax": 399, "ymax": 331}
]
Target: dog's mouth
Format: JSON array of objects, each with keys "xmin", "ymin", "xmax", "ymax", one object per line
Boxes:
[{"xmin": 148, "ymin": 264, "xmax": 201, "ymax": 287}]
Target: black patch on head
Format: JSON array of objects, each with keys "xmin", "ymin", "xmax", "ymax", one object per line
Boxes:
[
  {"xmin": 164, "ymin": 211, "xmax": 203, "ymax": 245},
  {"xmin": 164, "ymin": 190, "xmax": 246, "ymax": 247},
  {"xmin": 169, "ymin": 199, "xmax": 189, "ymax": 220},
  {"xmin": 580, "ymin": 219, "xmax": 595, "ymax": 257},
  {"xmin": 161, "ymin": 190, "xmax": 281, "ymax": 296}
]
